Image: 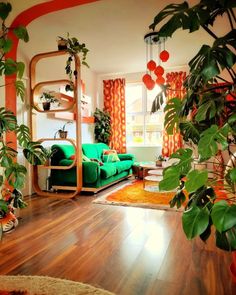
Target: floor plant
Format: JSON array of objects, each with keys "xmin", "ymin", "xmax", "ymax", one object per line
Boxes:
[
  {"xmin": 150, "ymin": 0, "xmax": 236, "ymax": 251},
  {"xmin": 0, "ymin": 2, "xmax": 47, "ymax": 237}
]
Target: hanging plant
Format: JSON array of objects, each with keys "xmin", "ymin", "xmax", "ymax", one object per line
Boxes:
[
  {"xmin": 94, "ymin": 108, "xmax": 111, "ymax": 144},
  {"xmin": 57, "ymin": 33, "xmax": 89, "ymax": 92}
]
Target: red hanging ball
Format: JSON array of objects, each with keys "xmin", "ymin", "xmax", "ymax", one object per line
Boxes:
[
  {"xmin": 147, "ymin": 60, "xmax": 156, "ymax": 71},
  {"xmin": 146, "ymin": 78, "xmax": 155, "ymax": 90},
  {"xmin": 142, "ymin": 73, "xmax": 152, "ymax": 83},
  {"xmin": 160, "ymin": 50, "xmax": 169, "ymax": 62},
  {"xmin": 154, "ymin": 65, "xmax": 164, "ymax": 76},
  {"xmin": 156, "ymin": 76, "xmax": 165, "ymax": 85}
]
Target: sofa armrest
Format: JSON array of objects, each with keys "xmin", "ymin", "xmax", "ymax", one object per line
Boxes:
[
  {"xmin": 118, "ymin": 153, "xmax": 134, "ymax": 161},
  {"xmin": 83, "ymin": 161, "xmax": 100, "ymax": 184}
]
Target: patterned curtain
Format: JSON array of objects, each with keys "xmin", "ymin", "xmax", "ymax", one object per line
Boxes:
[
  {"xmin": 162, "ymin": 71, "xmax": 186, "ymax": 157},
  {"xmin": 103, "ymin": 78, "xmax": 126, "ymax": 153}
]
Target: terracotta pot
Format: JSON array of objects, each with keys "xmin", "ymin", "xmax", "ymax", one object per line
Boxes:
[
  {"xmin": 155, "ymin": 160, "xmax": 162, "ymax": 167},
  {"xmin": 59, "ymin": 130, "xmax": 68, "ymax": 139},
  {"xmin": 57, "ymin": 40, "xmax": 67, "ymax": 50},
  {"xmin": 42, "ymin": 102, "xmax": 50, "ymax": 111}
]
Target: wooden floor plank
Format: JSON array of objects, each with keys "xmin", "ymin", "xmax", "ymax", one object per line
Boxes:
[{"xmin": 0, "ymin": 186, "xmax": 236, "ymax": 295}]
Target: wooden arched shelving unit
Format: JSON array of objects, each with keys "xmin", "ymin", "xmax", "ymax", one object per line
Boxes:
[{"xmin": 29, "ymin": 50, "xmax": 82, "ymax": 199}]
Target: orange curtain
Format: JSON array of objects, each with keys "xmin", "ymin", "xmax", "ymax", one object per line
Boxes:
[
  {"xmin": 103, "ymin": 78, "xmax": 126, "ymax": 153},
  {"xmin": 162, "ymin": 71, "xmax": 186, "ymax": 157}
]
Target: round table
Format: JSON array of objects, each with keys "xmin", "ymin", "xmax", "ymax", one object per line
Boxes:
[{"xmin": 139, "ymin": 163, "xmax": 164, "ymax": 191}]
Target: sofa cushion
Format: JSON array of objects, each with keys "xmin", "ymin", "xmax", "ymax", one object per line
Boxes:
[
  {"xmin": 103, "ymin": 149, "xmax": 120, "ymax": 162},
  {"xmin": 82, "ymin": 143, "xmax": 109, "ymax": 161},
  {"xmin": 100, "ymin": 163, "xmax": 117, "ymax": 179},
  {"xmin": 114, "ymin": 160, "xmax": 133, "ymax": 174}
]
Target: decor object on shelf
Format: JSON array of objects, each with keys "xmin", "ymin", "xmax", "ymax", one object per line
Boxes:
[
  {"xmin": 155, "ymin": 155, "xmax": 166, "ymax": 167},
  {"xmin": 39, "ymin": 91, "xmax": 59, "ymax": 111},
  {"xmin": 54, "ymin": 121, "xmax": 73, "ymax": 139},
  {"xmin": 57, "ymin": 33, "xmax": 89, "ymax": 91},
  {"xmin": 142, "ymin": 31, "xmax": 169, "ymax": 90},
  {"xmin": 149, "ymin": 0, "xmax": 236, "ymax": 254},
  {"xmin": 49, "ymin": 143, "xmax": 134, "ymax": 193},
  {"xmin": 94, "ymin": 108, "xmax": 111, "ymax": 144},
  {"xmin": 0, "ymin": 2, "xmax": 47, "ymax": 238}
]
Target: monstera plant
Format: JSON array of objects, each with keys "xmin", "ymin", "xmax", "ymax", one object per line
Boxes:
[
  {"xmin": 0, "ymin": 2, "xmax": 47, "ymax": 237},
  {"xmin": 150, "ymin": 0, "xmax": 236, "ymax": 251}
]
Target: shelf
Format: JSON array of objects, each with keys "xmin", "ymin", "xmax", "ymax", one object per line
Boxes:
[{"xmin": 54, "ymin": 112, "xmax": 94, "ymax": 123}]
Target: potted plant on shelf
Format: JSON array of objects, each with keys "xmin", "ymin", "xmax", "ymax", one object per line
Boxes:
[
  {"xmin": 149, "ymin": 0, "xmax": 236, "ymax": 277},
  {"xmin": 54, "ymin": 121, "xmax": 73, "ymax": 139},
  {"xmin": 94, "ymin": 108, "xmax": 111, "ymax": 144},
  {"xmin": 0, "ymin": 2, "xmax": 48, "ymax": 237},
  {"xmin": 155, "ymin": 155, "xmax": 165, "ymax": 167},
  {"xmin": 39, "ymin": 91, "xmax": 59, "ymax": 111},
  {"xmin": 57, "ymin": 33, "xmax": 89, "ymax": 92}
]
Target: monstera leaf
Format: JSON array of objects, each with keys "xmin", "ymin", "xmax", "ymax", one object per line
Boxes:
[
  {"xmin": 182, "ymin": 205, "xmax": 210, "ymax": 239},
  {"xmin": 164, "ymin": 97, "xmax": 183, "ymax": 134},
  {"xmin": 185, "ymin": 169, "xmax": 208, "ymax": 193},
  {"xmin": 16, "ymin": 124, "xmax": 31, "ymax": 148},
  {"xmin": 198, "ymin": 124, "xmax": 229, "ymax": 160},
  {"xmin": 23, "ymin": 142, "xmax": 47, "ymax": 165},
  {"xmin": 179, "ymin": 121, "xmax": 200, "ymax": 144},
  {"xmin": 211, "ymin": 201, "xmax": 236, "ymax": 233},
  {"xmin": 0, "ymin": 144, "xmax": 17, "ymax": 167},
  {"xmin": 0, "ymin": 107, "xmax": 17, "ymax": 135},
  {"xmin": 5, "ymin": 162, "xmax": 27, "ymax": 189}
]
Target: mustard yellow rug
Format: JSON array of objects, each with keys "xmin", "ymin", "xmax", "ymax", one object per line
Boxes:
[
  {"xmin": 0, "ymin": 275, "xmax": 115, "ymax": 295},
  {"xmin": 93, "ymin": 180, "xmax": 183, "ymax": 211}
]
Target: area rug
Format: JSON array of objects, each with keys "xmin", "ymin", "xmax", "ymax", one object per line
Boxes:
[
  {"xmin": 0, "ymin": 275, "xmax": 115, "ymax": 295},
  {"xmin": 93, "ymin": 180, "xmax": 183, "ymax": 211}
]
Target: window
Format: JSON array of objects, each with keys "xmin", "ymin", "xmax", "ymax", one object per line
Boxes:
[{"xmin": 125, "ymin": 83, "xmax": 164, "ymax": 146}]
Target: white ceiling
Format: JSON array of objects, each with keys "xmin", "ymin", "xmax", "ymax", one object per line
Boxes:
[{"xmin": 18, "ymin": 0, "xmax": 231, "ymax": 75}]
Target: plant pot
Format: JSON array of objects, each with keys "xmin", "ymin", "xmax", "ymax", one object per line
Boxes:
[
  {"xmin": 42, "ymin": 102, "xmax": 50, "ymax": 111},
  {"xmin": 57, "ymin": 40, "xmax": 67, "ymax": 50},
  {"xmin": 59, "ymin": 130, "xmax": 68, "ymax": 139},
  {"xmin": 155, "ymin": 160, "xmax": 162, "ymax": 167}
]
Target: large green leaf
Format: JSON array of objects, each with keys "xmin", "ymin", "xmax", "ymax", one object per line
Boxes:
[
  {"xmin": 16, "ymin": 62, "xmax": 25, "ymax": 79},
  {"xmin": 0, "ymin": 107, "xmax": 17, "ymax": 135},
  {"xmin": 0, "ymin": 38, "xmax": 12, "ymax": 53},
  {"xmin": 5, "ymin": 163, "xmax": 27, "ymax": 189},
  {"xmin": 179, "ymin": 121, "xmax": 200, "ymax": 144},
  {"xmin": 159, "ymin": 166, "xmax": 180, "ymax": 191},
  {"xmin": 0, "ymin": 144, "xmax": 17, "ymax": 167},
  {"xmin": 169, "ymin": 189, "xmax": 186, "ymax": 209},
  {"xmin": 16, "ymin": 124, "xmax": 31, "ymax": 148},
  {"xmin": 0, "ymin": 199, "xmax": 8, "ymax": 214},
  {"xmin": 170, "ymin": 148, "xmax": 193, "ymax": 175},
  {"xmin": 211, "ymin": 201, "xmax": 236, "ymax": 233},
  {"xmin": 198, "ymin": 125, "xmax": 228, "ymax": 160},
  {"xmin": 0, "ymin": 2, "xmax": 11, "ymax": 20},
  {"xmin": 215, "ymin": 226, "xmax": 236, "ymax": 251},
  {"xmin": 13, "ymin": 26, "xmax": 29, "ymax": 42},
  {"xmin": 182, "ymin": 206, "xmax": 210, "ymax": 239},
  {"xmin": 185, "ymin": 169, "xmax": 208, "ymax": 193},
  {"xmin": 4, "ymin": 58, "xmax": 17, "ymax": 75},
  {"xmin": 164, "ymin": 97, "xmax": 183, "ymax": 135},
  {"xmin": 23, "ymin": 142, "xmax": 47, "ymax": 165},
  {"xmin": 230, "ymin": 168, "xmax": 236, "ymax": 183},
  {"xmin": 15, "ymin": 80, "xmax": 25, "ymax": 101}
]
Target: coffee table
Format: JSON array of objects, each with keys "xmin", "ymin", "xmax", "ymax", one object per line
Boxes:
[{"xmin": 139, "ymin": 163, "xmax": 164, "ymax": 191}]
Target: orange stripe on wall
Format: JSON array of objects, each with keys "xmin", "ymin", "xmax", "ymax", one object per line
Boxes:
[{"xmin": 5, "ymin": 0, "xmax": 99, "ymax": 147}]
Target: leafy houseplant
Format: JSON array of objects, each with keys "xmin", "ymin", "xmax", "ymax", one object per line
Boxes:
[
  {"xmin": 155, "ymin": 155, "xmax": 166, "ymax": 167},
  {"xmin": 39, "ymin": 91, "xmax": 59, "ymax": 111},
  {"xmin": 0, "ymin": 2, "xmax": 48, "ymax": 237},
  {"xmin": 57, "ymin": 33, "xmax": 89, "ymax": 92},
  {"xmin": 150, "ymin": 0, "xmax": 236, "ymax": 252},
  {"xmin": 94, "ymin": 108, "xmax": 111, "ymax": 144}
]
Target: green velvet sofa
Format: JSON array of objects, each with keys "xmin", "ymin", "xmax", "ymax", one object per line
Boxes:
[{"xmin": 49, "ymin": 143, "xmax": 134, "ymax": 192}]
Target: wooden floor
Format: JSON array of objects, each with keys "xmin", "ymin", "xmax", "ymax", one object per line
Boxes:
[{"xmin": 0, "ymin": 180, "xmax": 236, "ymax": 295}]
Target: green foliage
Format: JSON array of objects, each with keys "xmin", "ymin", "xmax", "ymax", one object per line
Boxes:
[
  {"xmin": 58, "ymin": 33, "xmax": 89, "ymax": 91},
  {"xmin": 0, "ymin": 2, "xmax": 47, "ymax": 235},
  {"xmin": 149, "ymin": 0, "xmax": 236, "ymax": 251},
  {"xmin": 94, "ymin": 108, "xmax": 111, "ymax": 144}
]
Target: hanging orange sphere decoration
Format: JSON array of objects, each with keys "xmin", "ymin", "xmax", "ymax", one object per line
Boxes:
[
  {"xmin": 142, "ymin": 73, "xmax": 152, "ymax": 83},
  {"xmin": 147, "ymin": 60, "xmax": 156, "ymax": 71},
  {"xmin": 156, "ymin": 76, "xmax": 165, "ymax": 85},
  {"xmin": 160, "ymin": 50, "xmax": 169, "ymax": 62},
  {"xmin": 154, "ymin": 65, "xmax": 164, "ymax": 76},
  {"xmin": 145, "ymin": 78, "xmax": 155, "ymax": 90}
]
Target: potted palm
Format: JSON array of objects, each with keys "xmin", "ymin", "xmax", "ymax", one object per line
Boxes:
[
  {"xmin": 0, "ymin": 2, "xmax": 47, "ymax": 237},
  {"xmin": 57, "ymin": 33, "xmax": 89, "ymax": 91},
  {"xmin": 149, "ymin": 0, "xmax": 236, "ymax": 268},
  {"xmin": 39, "ymin": 91, "xmax": 59, "ymax": 111},
  {"xmin": 54, "ymin": 121, "xmax": 73, "ymax": 139}
]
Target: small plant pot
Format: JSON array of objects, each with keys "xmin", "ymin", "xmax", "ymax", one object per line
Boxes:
[
  {"xmin": 42, "ymin": 102, "xmax": 50, "ymax": 111},
  {"xmin": 57, "ymin": 40, "xmax": 67, "ymax": 50},
  {"xmin": 59, "ymin": 130, "xmax": 68, "ymax": 139},
  {"xmin": 155, "ymin": 160, "xmax": 162, "ymax": 167}
]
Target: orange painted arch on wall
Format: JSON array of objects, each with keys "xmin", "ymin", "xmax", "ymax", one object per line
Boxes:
[{"xmin": 5, "ymin": 0, "xmax": 99, "ymax": 147}]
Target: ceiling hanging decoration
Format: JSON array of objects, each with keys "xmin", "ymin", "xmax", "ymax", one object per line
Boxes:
[{"xmin": 142, "ymin": 32, "xmax": 169, "ymax": 90}]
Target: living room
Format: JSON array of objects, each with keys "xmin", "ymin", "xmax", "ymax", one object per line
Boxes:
[{"xmin": 0, "ymin": 0, "xmax": 236, "ymax": 294}]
